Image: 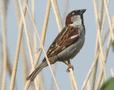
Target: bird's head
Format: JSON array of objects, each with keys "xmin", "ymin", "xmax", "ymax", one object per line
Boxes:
[{"xmin": 65, "ymin": 9, "xmax": 86, "ymax": 27}]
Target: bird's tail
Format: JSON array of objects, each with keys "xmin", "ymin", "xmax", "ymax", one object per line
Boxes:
[{"xmin": 26, "ymin": 60, "xmax": 48, "ymax": 81}]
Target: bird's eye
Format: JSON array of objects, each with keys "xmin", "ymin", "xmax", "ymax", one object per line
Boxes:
[{"xmin": 72, "ymin": 12, "xmax": 75, "ymax": 15}]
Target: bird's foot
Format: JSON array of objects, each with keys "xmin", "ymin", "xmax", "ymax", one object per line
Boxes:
[{"xmin": 66, "ymin": 64, "xmax": 74, "ymax": 72}]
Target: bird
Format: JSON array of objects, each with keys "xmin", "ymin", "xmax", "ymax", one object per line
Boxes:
[{"xmin": 27, "ymin": 9, "xmax": 86, "ymax": 81}]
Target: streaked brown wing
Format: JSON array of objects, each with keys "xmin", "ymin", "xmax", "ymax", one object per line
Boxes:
[
  {"xmin": 46, "ymin": 26, "xmax": 80, "ymax": 58},
  {"xmin": 46, "ymin": 27, "xmax": 67, "ymax": 57}
]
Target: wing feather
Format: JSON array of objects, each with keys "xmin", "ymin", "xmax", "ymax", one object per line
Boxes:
[{"xmin": 45, "ymin": 26, "xmax": 80, "ymax": 59}]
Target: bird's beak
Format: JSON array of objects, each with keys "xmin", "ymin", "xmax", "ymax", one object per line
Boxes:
[{"xmin": 81, "ymin": 9, "xmax": 86, "ymax": 14}]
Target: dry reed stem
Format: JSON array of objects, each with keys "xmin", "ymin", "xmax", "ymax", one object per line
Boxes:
[
  {"xmin": 1, "ymin": 10, "xmax": 7, "ymax": 90},
  {"xmin": 98, "ymin": 0, "xmax": 112, "ymax": 82},
  {"xmin": 31, "ymin": 0, "xmax": 35, "ymax": 19},
  {"xmin": 81, "ymin": 0, "xmax": 104, "ymax": 89},
  {"xmin": 81, "ymin": 0, "xmax": 110, "ymax": 89},
  {"xmin": 95, "ymin": 29, "xmax": 111, "ymax": 89},
  {"xmin": 51, "ymin": 0, "xmax": 63, "ymax": 31},
  {"xmin": 41, "ymin": 47, "xmax": 60, "ymax": 90},
  {"xmin": 23, "ymin": 5, "xmax": 42, "ymax": 90},
  {"xmin": 86, "ymin": 82, "xmax": 91, "ymax": 90},
  {"xmin": 31, "ymin": 0, "xmax": 44, "ymax": 89},
  {"xmin": 112, "ymin": 16, "xmax": 114, "ymax": 28},
  {"xmin": 62, "ymin": 0, "xmax": 69, "ymax": 21},
  {"xmin": 6, "ymin": 58, "xmax": 12, "ymax": 76},
  {"xmin": 24, "ymin": 0, "xmax": 51, "ymax": 88},
  {"xmin": 91, "ymin": 59, "xmax": 98, "ymax": 90},
  {"xmin": 69, "ymin": 69, "xmax": 78, "ymax": 90},
  {"xmin": 93, "ymin": 0, "xmax": 113, "ymax": 89},
  {"xmin": 93, "ymin": 0, "xmax": 110, "ymax": 88},
  {"xmin": 110, "ymin": 17, "xmax": 114, "ymax": 79},
  {"xmin": 0, "ymin": 1, "xmax": 8, "ymax": 90},
  {"xmin": 11, "ymin": 0, "xmax": 38, "ymax": 89},
  {"xmin": 91, "ymin": 25, "xmax": 102, "ymax": 89},
  {"xmin": 38, "ymin": 75, "xmax": 44, "ymax": 90},
  {"xmin": 104, "ymin": 0, "xmax": 114, "ymax": 40},
  {"xmin": 49, "ymin": 66, "xmax": 57, "ymax": 90},
  {"xmin": 24, "ymin": 81, "xmax": 30, "ymax": 90},
  {"xmin": 25, "ymin": 0, "xmax": 51, "ymax": 89},
  {"xmin": 81, "ymin": 23, "xmax": 109, "ymax": 90},
  {"xmin": 97, "ymin": 22, "xmax": 106, "ymax": 72},
  {"xmin": 21, "ymin": 44, "xmax": 28, "ymax": 83},
  {"xmin": 16, "ymin": 0, "xmax": 39, "ymax": 89},
  {"xmin": 111, "ymin": 69, "xmax": 114, "ymax": 77},
  {"xmin": 24, "ymin": 1, "xmax": 59, "ymax": 90},
  {"xmin": 82, "ymin": 6, "xmax": 99, "ymax": 90},
  {"xmin": 110, "ymin": 16, "xmax": 114, "ymax": 79},
  {"xmin": 10, "ymin": 0, "xmax": 38, "ymax": 90},
  {"xmin": 34, "ymin": 0, "xmax": 51, "ymax": 65},
  {"xmin": 95, "ymin": 2, "xmax": 113, "ymax": 89},
  {"xmin": 9, "ymin": 10, "xmax": 24, "ymax": 90},
  {"xmin": 37, "ymin": 0, "xmax": 51, "ymax": 89},
  {"xmin": 81, "ymin": 52, "xmax": 99, "ymax": 90},
  {"xmin": 31, "ymin": 0, "xmax": 40, "ymax": 88},
  {"xmin": 93, "ymin": 0, "xmax": 107, "ymax": 89},
  {"xmin": 81, "ymin": 30, "xmax": 105, "ymax": 89}
]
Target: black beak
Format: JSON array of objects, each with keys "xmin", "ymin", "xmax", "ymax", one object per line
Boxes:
[{"xmin": 80, "ymin": 9, "xmax": 86, "ymax": 14}]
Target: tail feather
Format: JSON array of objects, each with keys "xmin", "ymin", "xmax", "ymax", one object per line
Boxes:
[{"xmin": 26, "ymin": 61, "xmax": 48, "ymax": 81}]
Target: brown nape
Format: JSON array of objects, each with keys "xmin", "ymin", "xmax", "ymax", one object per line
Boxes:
[{"xmin": 65, "ymin": 15, "xmax": 72, "ymax": 26}]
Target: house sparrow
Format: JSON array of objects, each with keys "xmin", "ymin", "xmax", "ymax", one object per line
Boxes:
[{"xmin": 27, "ymin": 9, "xmax": 86, "ymax": 81}]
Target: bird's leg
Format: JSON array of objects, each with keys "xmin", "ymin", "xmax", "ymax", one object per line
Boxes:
[
  {"xmin": 63, "ymin": 60, "xmax": 74, "ymax": 72},
  {"xmin": 67, "ymin": 60, "xmax": 74, "ymax": 72}
]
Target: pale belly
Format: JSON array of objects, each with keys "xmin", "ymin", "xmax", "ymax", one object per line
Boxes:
[{"xmin": 56, "ymin": 36, "xmax": 85, "ymax": 61}]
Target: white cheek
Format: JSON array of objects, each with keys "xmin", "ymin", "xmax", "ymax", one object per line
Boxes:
[
  {"xmin": 71, "ymin": 15, "xmax": 82, "ymax": 26},
  {"xmin": 73, "ymin": 15, "xmax": 80, "ymax": 20},
  {"xmin": 73, "ymin": 20, "xmax": 81, "ymax": 26}
]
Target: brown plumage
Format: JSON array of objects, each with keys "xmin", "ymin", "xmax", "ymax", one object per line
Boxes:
[{"xmin": 27, "ymin": 9, "xmax": 86, "ymax": 81}]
